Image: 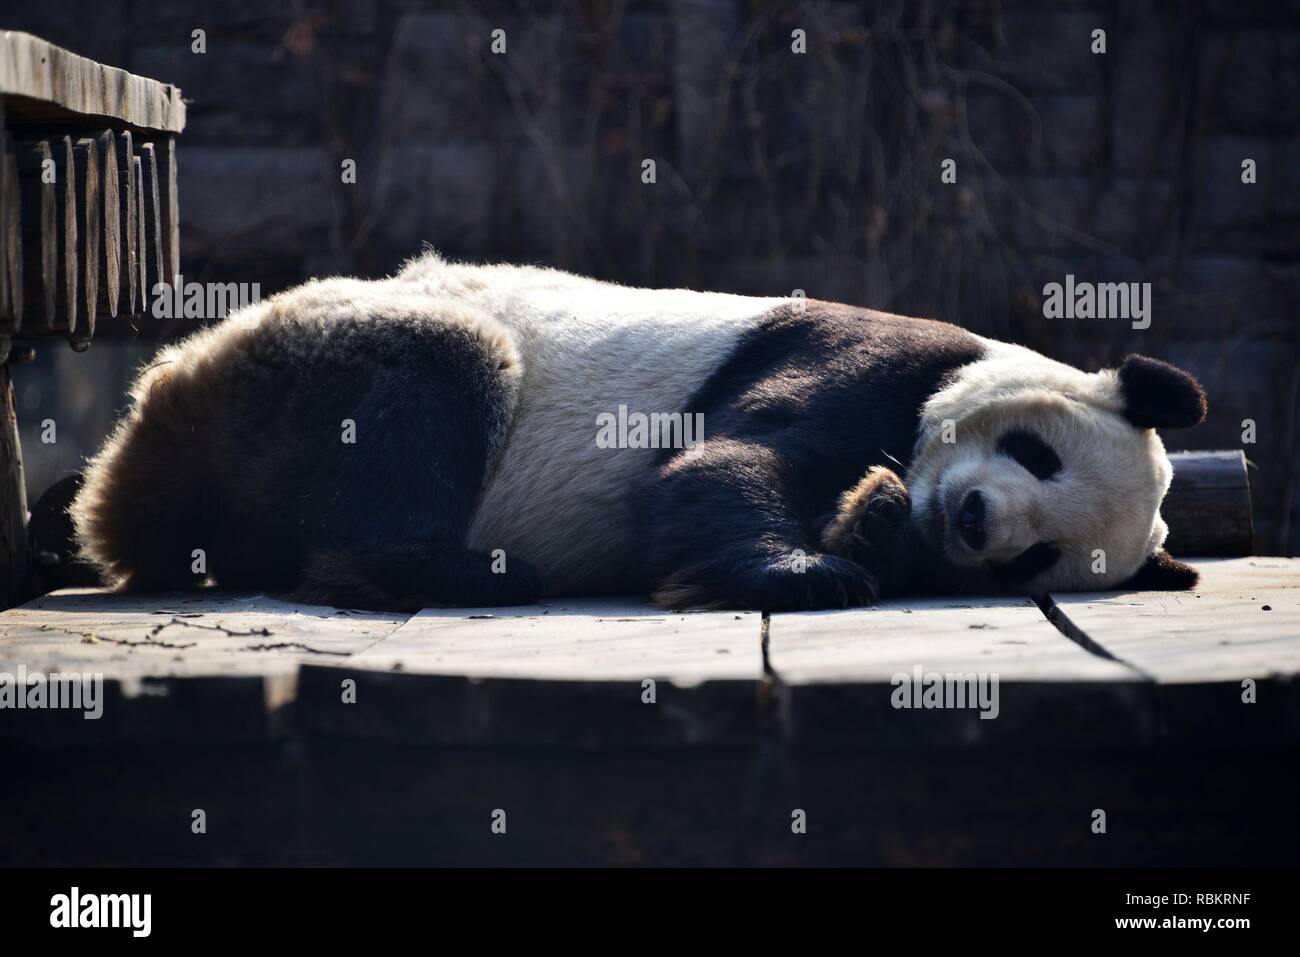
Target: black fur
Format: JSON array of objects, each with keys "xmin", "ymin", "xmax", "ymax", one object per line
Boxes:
[
  {"xmin": 633, "ymin": 302, "xmax": 986, "ymax": 610},
  {"xmin": 1118, "ymin": 354, "xmax": 1208, "ymax": 430},
  {"xmin": 1116, "ymin": 549, "xmax": 1199, "ymax": 591},
  {"xmin": 996, "ymin": 429, "xmax": 1062, "ymax": 480},
  {"xmin": 29, "ymin": 474, "xmax": 103, "ymax": 591},
  {"xmin": 87, "ymin": 307, "xmax": 541, "ymax": 611}
]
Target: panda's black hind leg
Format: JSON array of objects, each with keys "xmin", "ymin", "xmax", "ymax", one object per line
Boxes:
[
  {"xmin": 281, "ymin": 303, "xmax": 535, "ymax": 611},
  {"xmin": 294, "ymin": 543, "xmax": 543, "ymax": 612}
]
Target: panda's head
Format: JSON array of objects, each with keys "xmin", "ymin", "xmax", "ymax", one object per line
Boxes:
[{"xmin": 907, "ymin": 346, "xmax": 1207, "ymax": 593}]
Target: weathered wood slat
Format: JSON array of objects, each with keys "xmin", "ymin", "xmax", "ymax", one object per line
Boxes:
[
  {"xmin": 71, "ymin": 138, "xmax": 99, "ymax": 348},
  {"xmin": 298, "ymin": 599, "xmax": 763, "ymax": 747},
  {"xmin": 159, "ymin": 136, "xmax": 179, "ymax": 285},
  {"xmin": 0, "ymin": 31, "xmax": 185, "ymax": 133},
  {"xmin": 116, "ymin": 130, "xmax": 137, "ymax": 315},
  {"xmin": 1048, "ymin": 557, "xmax": 1300, "ymax": 746},
  {"xmin": 1164, "ymin": 450, "xmax": 1253, "ymax": 556},
  {"xmin": 138, "ymin": 142, "xmax": 162, "ymax": 306},
  {"xmin": 92, "ymin": 130, "xmax": 119, "ymax": 318},
  {"xmin": 16, "ymin": 141, "xmax": 55, "ymax": 330},
  {"xmin": 767, "ymin": 596, "xmax": 1149, "ymax": 749},
  {"xmin": 1050, "ymin": 557, "xmax": 1300, "ymax": 683},
  {"xmin": 0, "ymin": 589, "xmax": 410, "ymax": 742},
  {"xmin": 55, "ymin": 135, "xmax": 76, "ymax": 337},
  {"xmin": 133, "ymin": 154, "xmax": 145, "ymax": 313}
]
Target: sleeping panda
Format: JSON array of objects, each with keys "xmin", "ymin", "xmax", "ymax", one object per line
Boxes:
[{"xmin": 70, "ymin": 252, "xmax": 1207, "ymax": 612}]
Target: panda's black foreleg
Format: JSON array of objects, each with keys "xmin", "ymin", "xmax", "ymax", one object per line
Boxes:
[
  {"xmin": 636, "ymin": 439, "xmax": 881, "ymax": 611},
  {"xmin": 818, "ymin": 466, "xmax": 1003, "ymax": 598},
  {"xmin": 818, "ymin": 465, "xmax": 922, "ymax": 598}
]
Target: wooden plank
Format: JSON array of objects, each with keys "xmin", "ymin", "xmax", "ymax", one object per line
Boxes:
[
  {"xmin": 1164, "ymin": 450, "xmax": 1252, "ymax": 556},
  {"xmin": 298, "ymin": 599, "xmax": 763, "ymax": 748},
  {"xmin": 116, "ymin": 130, "xmax": 136, "ymax": 315},
  {"xmin": 0, "ymin": 588, "xmax": 410, "ymax": 742},
  {"xmin": 72, "ymin": 138, "xmax": 99, "ymax": 348},
  {"xmin": 1048, "ymin": 557, "xmax": 1300, "ymax": 746},
  {"xmin": 0, "ymin": 31, "xmax": 185, "ymax": 133},
  {"xmin": 767, "ymin": 596, "xmax": 1150, "ymax": 749},
  {"xmin": 92, "ymin": 130, "xmax": 119, "ymax": 318},
  {"xmin": 16, "ymin": 140, "xmax": 55, "ymax": 329},
  {"xmin": 1049, "ymin": 557, "xmax": 1300, "ymax": 683}
]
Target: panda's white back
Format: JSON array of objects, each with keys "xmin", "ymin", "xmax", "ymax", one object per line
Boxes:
[
  {"xmin": 479, "ymin": 282, "xmax": 783, "ymax": 594},
  {"xmin": 396, "ymin": 256, "xmax": 784, "ymax": 593}
]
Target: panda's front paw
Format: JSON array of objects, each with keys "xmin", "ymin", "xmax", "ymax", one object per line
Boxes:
[{"xmin": 820, "ymin": 466, "xmax": 911, "ymax": 572}]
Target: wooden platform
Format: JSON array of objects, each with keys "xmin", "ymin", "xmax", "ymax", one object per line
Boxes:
[{"xmin": 2, "ymin": 556, "xmax": 1298, "ymax": 865}]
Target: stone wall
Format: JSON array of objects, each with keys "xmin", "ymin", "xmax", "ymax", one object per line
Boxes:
[{"xmin": 5, "ymin": 0, "xmax": 1298, "ymax": 552}]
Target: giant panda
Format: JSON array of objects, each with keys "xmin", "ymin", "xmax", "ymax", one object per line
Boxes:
[{"xmin": 70, "ymin": 252, "xmax": 1207, "ymax": 612}]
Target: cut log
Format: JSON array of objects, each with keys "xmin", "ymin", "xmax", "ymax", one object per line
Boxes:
[
  {"xmin": 92, "ymin": 130, "xmax": 119, "ymax": 318},
  {"xmin": 72, "ymin": 138, "xmax": 100, "ymax": 349},
  {"xmin": 116, "ymin": 130, "xmax": 137, "ymax": 315},
  {"xmin": 138, "ymin": 142, "xmax": 163, "ymax": 307},
  {"xmin": 1164, "ymin": 450, "xmax": 1253, "ymax": 557},
  {"xmin": 17, "ymin": 140, "xmax": 56, "ymax": 330}
]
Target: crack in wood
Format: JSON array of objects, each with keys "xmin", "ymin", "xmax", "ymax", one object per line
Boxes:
[
  {"xmin": 242, "ymin": 641, "xmax": 351, "ymax": 657},
  {"xmin": 1035, "ymin": 595, "xmax": 1153, "ymax": 680},
  {"xmin": 149, "ymin": 617, "xmax": 271, "ymax": 638}
]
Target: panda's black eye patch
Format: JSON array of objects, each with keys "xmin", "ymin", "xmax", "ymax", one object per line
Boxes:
[
  {"xmin": 997, "ymin": 429, "xmax": 1062, "ymax": 480},
  {"xmin": 992, "ymin": 542, "xmax": 1061, "ymax": 586}
]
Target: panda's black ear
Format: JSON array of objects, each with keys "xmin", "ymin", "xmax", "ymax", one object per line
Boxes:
[
  {"xmin": 1117, "ymin": 355, "xmax": 1207, "ymax": 429},
  {"xmin": 1117, "ymin": 550, "xmax": 1199, "ymax": 591}
]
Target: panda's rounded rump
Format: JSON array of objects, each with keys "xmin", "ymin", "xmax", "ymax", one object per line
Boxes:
[{"xmin": 72, "ymin": 284, "xmax": 525, "ymax": 594}]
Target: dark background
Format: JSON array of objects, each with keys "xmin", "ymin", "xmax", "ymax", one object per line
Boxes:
[{"xmin": 3, "ymin": 0, "xmax": 1298, "ymax": 552}]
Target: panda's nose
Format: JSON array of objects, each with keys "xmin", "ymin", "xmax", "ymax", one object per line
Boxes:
[{"xmin": 957, "ymin": 490, "xmax": 986, "ymax": 551}]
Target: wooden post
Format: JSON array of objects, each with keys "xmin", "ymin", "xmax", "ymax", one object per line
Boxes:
[
  {"xmin": 0, "ymin": 126, "xmax": 19, "ymax": 336},
  {"xmin": 0, "ymin": 359, "xmax": 28, "ymax": 609},
  {"xmin": 0, "ymin": 121, "xmax": 8, "ymax": 334}
]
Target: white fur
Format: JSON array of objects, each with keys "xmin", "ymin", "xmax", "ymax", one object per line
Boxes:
[
  {"xmin": 908, "ymin": 337, "xmax": 1173, "ymax": 590},
  {"xmin": 393, "ymin": 254, "xmax": 784, "ymax": 592}
]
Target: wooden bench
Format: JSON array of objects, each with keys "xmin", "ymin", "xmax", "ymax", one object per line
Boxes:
[{"xmin": 0, "ymin": 31, "xmax": 185, "ymax": 608}]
